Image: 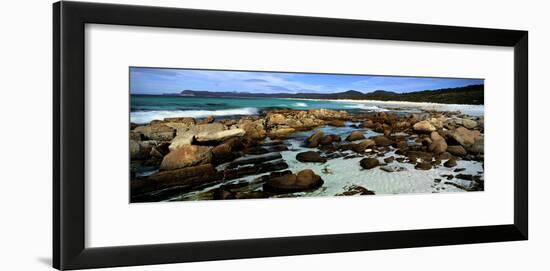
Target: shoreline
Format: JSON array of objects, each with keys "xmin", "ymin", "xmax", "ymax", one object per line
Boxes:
[
  {"xmin": 280, "ymin": 97, "xmax": 483, "ymax": 106},
  {"xmin": 282, "ymin": 97, "xmax": 484, "ymax": 117},
  {"xmin": 130, "ymin": 97, "xmax": 485, "ymax": 124}
]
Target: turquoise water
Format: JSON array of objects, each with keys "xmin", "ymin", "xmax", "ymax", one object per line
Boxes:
[
  {"xmin": 130, "ymin": 95, "xmax": 385, "ymax": 124},
  {"xmin": 129, "ymin": 95, "xmax": 484, "ymax": 124},
  {"xmin": 131, "ymin": 95, "xmax": 363, "ymax": 111}
]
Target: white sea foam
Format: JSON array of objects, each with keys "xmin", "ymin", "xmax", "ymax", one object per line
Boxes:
[
  {"xmin": 130, "ymin": 107, "xmax": 259, "ymax": 124},
  {"xmin": 337, "ymin": 99, "xmax": 484, "ymax": 117},
  {"xmin": 294, "ymin": 102, "xmax": 308, "ymax": 107},
  {"xmin": 292, "ymin": 98, "xmax": 484, "ymax": 117},
  {"xmin": 343, "ymin": 104, "xmax": 390, "ymax": 112}
]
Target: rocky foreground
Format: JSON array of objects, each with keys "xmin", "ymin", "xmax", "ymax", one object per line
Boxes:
[{"xmin": 130, "ymin": 108, "xmax": 484, "ymax": 202}]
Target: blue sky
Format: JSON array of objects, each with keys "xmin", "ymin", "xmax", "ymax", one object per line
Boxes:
[{"xmin": 130, "ymin": 67, "xmax": 483, "ymax": 95}]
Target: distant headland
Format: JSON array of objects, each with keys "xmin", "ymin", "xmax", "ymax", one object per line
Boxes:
[{"xmin": 153, "ymin": 84, "xmax": 484, "ymax": 105}]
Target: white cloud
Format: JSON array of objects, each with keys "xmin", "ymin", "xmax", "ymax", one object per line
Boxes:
[{"xmin": 175, "ymin": 69, "xmax": 331, "ymax": 93}]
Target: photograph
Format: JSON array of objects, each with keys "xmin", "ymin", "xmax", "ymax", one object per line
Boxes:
[{"xmin": 129, "ymin": 67, "xmax": 485, "ymax": 202}]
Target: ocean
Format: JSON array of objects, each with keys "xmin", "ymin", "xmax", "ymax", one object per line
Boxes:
[
  {"xmin": 130, "ymin": 95, "xmax": 484, "ymax": 124},
  {"xmin": 130, "ymin": 95, "xmax": 388, "ymax": 124}
]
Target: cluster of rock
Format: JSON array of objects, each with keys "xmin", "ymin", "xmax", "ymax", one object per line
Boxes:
[
  {"xmin": 265, "ymin": 109, "xmax": 348, "ymax": 138},
  {"xmin": 293, "ymin": 110, "xmax": 484, "ymax": 192},
  {"xmin": 130, "ymin": 109, "xmax": 349, "ymax": 202},
  {"xmin": 130, "ymin": 108, "xmax": 485, "ymax": 202}
]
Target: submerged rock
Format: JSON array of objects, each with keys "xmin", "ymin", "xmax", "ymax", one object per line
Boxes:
[
  {"xmin": 441, "ymin": 174, "xmax": 454, "ymax": 180},
  {"xmin": 147, "ymin": 164, "xmax": 218, "ymax": 185},
  {"xmin": 394, "ymin": 140, "xmax": 409, "ymax": 150},
  {"xmin": 360, "ymin": 158, "xmax": 379, "ymax": 169},
  {"xmin": 267, "ymin": 144, "xmax": 289, "ymax": 152},
  {"xmin": 263, "ymin": 169, "xmax": 324, "ymax": 193},
  {"xmin": 361, "ymin": 120, "xmax": 375, "ymax": 128},
  {"xmin": 346, "ymin": 131, "xmax": 365, "ymax": 141},
  {"xmin": 455, "ymin": 174, "xmax": 483, "ymax": 182},
  {"xmin": 320, "ymin": 134, "xmax": 341, "ymax": 145},
  {"xmin": 443, "ymin": 158, "xmax": 457, "ymax": 168},
  {"xmin": 296, "ymin": 169, "xmax": 322, "ymax": 187},
  {"xmin": 224, "ymin": 152, "xmax": 283, "ymax": 169},
  {"xmin": 327, "ymin": 120, "xmax": 345, "ymax": 127},
  {"xmin": 222, "ymin": 160, "xmax": 289, "ymax": 180},
  {"xmin": 407, "ymin": 151, "xmax": 433, "ymax": 162},
  {"xmin": 380, "ymin": 165, "xmax": 407, "ymax": 172},
  {"xmin": 208, "ymin": 181, "xmax": 269, "ymax": 200},
  {"xmin": 447, "ymin": 145, "xmax": 468, "ymax": 156},
  {"xmin": 444, "ymin": 179, "xmax": 482, "ymax": 191},
  {"xmin": 213, "ymin": 189, "xmax": 235, "ymax": 200},
  {"xmin": 296, "ymin": 151, "xmax": 327, "ymax": 163},
  {"xmin": 131, "ymin": 164, "xmax": 221, "ymax": 202},
  {"xmin": 243, "ymin": 146, "xmax": 269, "ymax": 155},
  {"xmin": 437, "ymin": 152, "xmax": 453, "ymax": 160},
  {"xmin": 234, "ymin": 191, "xmax": 268, "ymax": 200},
  {"xmin": 383, "ymin": 156, "xmax": 395, "ymax": 163},
  {"xmin": 415, "ymin": 161, "xmax": 432, "ymax": 170},
  {"xmin": 306, "ymin": 130, "xmax": 324, "ymax": 148},
  {"xmin": 354, "ymin": 139, "xmax": 376, "ymax": 153},
  {"xmin": 336, "ymin": 185, "xmax": 375, "ymax": 196},
  {"xmin": 374, "ymin": 136, "xmax": 393, "ymax": 147}
]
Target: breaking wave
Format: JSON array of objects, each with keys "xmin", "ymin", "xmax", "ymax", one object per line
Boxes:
[
  {"xmin": 343, "ymin": 104, "xmax": 389, "ymax": 111},
  {"xmin": 130, "ymin": 107, "xmax": 259, "ymax": 124}
]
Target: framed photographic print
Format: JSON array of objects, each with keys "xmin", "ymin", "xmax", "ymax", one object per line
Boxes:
[{"xmin": 53, "ymin": 1, "xmax": 528, "ymax": 270}]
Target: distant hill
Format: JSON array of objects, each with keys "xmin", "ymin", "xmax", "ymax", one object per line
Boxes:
[{"xmin": 167, "ymin": 84, "xmax": 484, "ymax": 105}]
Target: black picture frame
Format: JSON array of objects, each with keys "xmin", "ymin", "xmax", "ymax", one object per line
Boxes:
[{"xmin": 53, "ymin": 1, "xmax": 528, "ymax": 270}]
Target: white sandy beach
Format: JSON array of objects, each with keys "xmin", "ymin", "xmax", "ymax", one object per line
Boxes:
[{"xmin": 289, "ymin": 98, "xmax": 484, "ymax": 117}]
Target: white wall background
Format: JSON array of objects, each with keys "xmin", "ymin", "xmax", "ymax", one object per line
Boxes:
[{"xmin": 0, "ymin": 0, "xmax": 546, "ymax": 270}]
